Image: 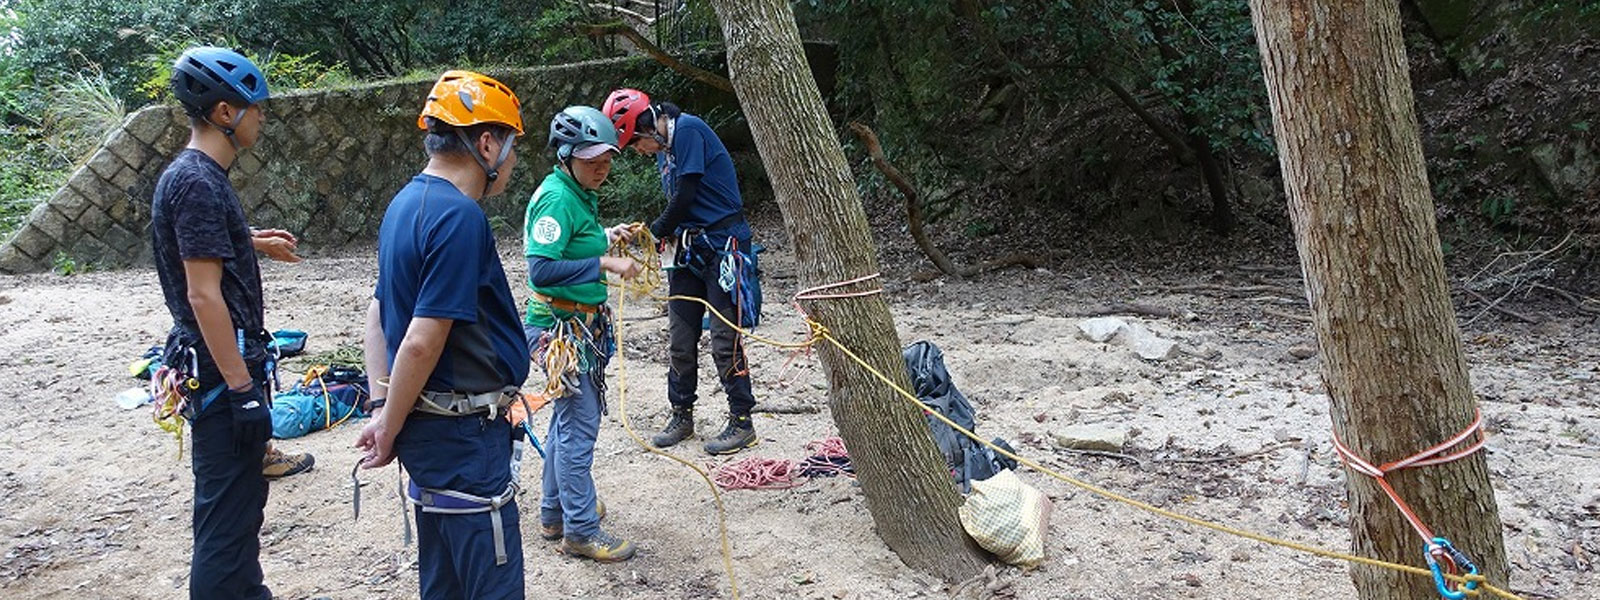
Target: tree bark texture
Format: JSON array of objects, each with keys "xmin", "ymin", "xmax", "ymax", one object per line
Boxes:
[
  {"xmin": 709, "ymin": 0, "xmax": 988, "ymax": 581},
  {"xmin": 1248, "ymin": 2, "xmax": 1509, "ymax": 598}
]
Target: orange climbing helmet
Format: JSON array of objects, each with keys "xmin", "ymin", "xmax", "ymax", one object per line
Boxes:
[
  {"xmin": 417, "ymin": 70, "xmax": 525, "ymax": 135},
  {"xmin": 602, "ymin": 88, "xmax": 653, "ymax": 147}
]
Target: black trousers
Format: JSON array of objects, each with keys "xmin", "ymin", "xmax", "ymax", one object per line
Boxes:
[
  {"xmin": 666, "ymin": 258, "xmax": 755, "ymax": 417},
  {"xmin": 188, "ymin": 381, "xmax": 270, "ymax": 600}
]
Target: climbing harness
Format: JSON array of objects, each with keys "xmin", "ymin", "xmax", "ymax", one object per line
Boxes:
[
  {"xmin": 1333, "ymin": 409, "xmax": 1489, "ymax": 599},
  {"xmin": 531, "ymin": 302, "xmax": 615, "ymax": 402},
  {"xmin": 149, "ymin": 329, "xmax": 281, "ymax": 458},
  {"xmin": 407, "ymin": 479, "xmax": 520, "ymax": 565},
  {"xmin": 412, "ymin": 387, "xmax": 521, "ymax": 420}
]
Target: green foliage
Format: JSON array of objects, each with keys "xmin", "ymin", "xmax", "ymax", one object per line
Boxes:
[
  {"xmin": 51, "ymin": 251, "xmax": 81, "ymax": 275},
  {"xmin": 599, "ymin": 152, "xmax": 666, "ymax": 225},
  {"xmin": 41, "ymin": 67, "xmax": 125, "ymax": 163},
  {"xmin": 797, "ymin": 0, "xmax": 1273, "ymax": 228}
]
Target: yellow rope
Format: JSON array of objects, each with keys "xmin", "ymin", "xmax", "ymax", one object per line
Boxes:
[
  {"xmin": 606, "ymin": 227, "xmax": 742, "ymax": 599},
  {"xmin": 604, "ymin": 229, "xmax": 1526, "ymax": 599},
  {"xmin": 812, "ymin": 327, "xmax": 1521, "ymax": 600}
]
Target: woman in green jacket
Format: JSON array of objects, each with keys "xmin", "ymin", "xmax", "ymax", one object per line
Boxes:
[{"xmin": 522, "ymin": 106, "xmax": 642, "ymax": 562}]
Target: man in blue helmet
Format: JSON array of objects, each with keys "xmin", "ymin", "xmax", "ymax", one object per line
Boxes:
[{"xmin": 149, "ymin": 46, "xmax": 281, "ymax": 600}]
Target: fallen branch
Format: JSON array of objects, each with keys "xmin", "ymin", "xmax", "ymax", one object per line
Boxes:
[
  {"xmin": 581, "ymin": 22, "xmax": 734, "ymax": 93},
  {"xmin": 1154, "ymin": 440, "xmax": 1302, "ymax": 464},
  {"xmin": 1163, "ymin": 283, "xmax": 1303, "ymax": 299},
  {"xmin": 1261, "ymin": 307, "xmax": 1312, "ymax": 323},
  {"xmin": 1075, "ymin": 302, "xmax": 1198, "ymax": 320},
  {"xmin": 1530, "ymin": 282, "xmax": 1600, "ymax": 315},
  {"xmin": 1053, "ymin": 447, "xmax": 1145, "ymax": 465},
  {"xmin": 1462, "ymin": 288, "xmax": 1537, "ymax": 325},
  {"xmin": 751, "ymin": 403, "xmax": 821, "ymax": 415}
]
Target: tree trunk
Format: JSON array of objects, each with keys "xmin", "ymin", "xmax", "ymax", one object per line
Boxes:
[
  {"xmin": 709, "ymin": 0, "xmax": 988, "ymax": 581},
  {"xmin": 1248, "ymin": 2, "xmax": 1509, "ymax": 598}
]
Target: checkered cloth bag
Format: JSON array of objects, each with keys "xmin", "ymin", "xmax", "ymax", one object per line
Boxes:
[{"xmin": 957, "ymin": 469, "xmax": 1052, "ymax": 568}]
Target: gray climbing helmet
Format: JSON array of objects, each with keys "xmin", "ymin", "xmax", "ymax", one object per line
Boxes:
[{"xmin": 548, "ymin": 106, "xmax": 620, "ymax": 161}]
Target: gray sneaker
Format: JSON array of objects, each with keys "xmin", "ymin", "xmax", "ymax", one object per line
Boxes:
[
  {"xmin": 651, "ymin": 408, "xmax": 694, "ymax": 448},
  {"xmin": 703, "ymin": 415, "xmax": 757, "ymax": 455}
]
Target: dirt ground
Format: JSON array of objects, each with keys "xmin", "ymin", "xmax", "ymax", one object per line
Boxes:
[{"xmin": 0, "ymin": 217, "xmax": 1596, "ymax": 600}]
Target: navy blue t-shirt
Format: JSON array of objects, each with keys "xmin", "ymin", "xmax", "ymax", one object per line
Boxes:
[
  {"xmin": 150, "ymin": 149, "xmax": 264, "ymax": 339},
  {"xmin": 658, "ymin": 114, "xmax": 743, "ymax": 231},
  {"xmin": 374, "ymin": 174, "xmax": 529, "ymax": 394}
]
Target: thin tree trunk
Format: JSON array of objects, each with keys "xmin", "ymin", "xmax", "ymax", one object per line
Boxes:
[
  {"xmin": 709, "ymin": 0, "xmax": 988, "ymax": 581},
  {"xmin": 582, "ymin": 21, "xmax": 735, "ymax": 93},
  {"xmin": 847, "ymin": 122, "xmax": 965, "ymax": 278},
  {"xmin": 1146, "ymin": 10, "xmax": 1235, "ymax": 235},
  {"xmin": 1248, "ymin": 1, "xmax": 1509, "ymax": 598}
]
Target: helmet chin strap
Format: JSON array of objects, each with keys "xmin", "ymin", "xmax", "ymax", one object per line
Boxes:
[
  {"xmin": 455, "ymin": 129, "xmax": 516, "ymax": 197},
  {"xmin": 204, "ymin": 105, "xmax": 251, "ymax": 151}
]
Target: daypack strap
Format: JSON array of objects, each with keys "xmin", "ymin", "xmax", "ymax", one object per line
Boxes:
[{"xmin": 407, "ymin": 480, "xmax": 520, "ymax": 565}]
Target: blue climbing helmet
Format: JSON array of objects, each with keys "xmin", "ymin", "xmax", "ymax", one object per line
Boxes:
[
  {"xmin": 171, "ymin": 47, "xmax": 270, "ymax": 117},
  {"xmin": 547, "ymin": 106, "xmax": 620, "ymax": 161}
]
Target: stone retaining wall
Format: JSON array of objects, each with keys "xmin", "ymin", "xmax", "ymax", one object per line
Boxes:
[{"xmin": 0, "ymin": 56, "xmax": 735, "ymax": 273}]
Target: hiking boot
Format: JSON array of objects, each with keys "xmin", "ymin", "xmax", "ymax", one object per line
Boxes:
[
  {"xmin": 540, "ymin": 499, "xmax": 606, "ymax": 541},
  {"xmin": 651, "ymin": 408, "xmax": 694, "ymax": 448},
  {"xmin": 703, "ymin": 415, "xmax": 757, "ymax": 456},
  {"xmin": 262, "ymin": 444, "xmax": 315, "ymax": 478},
  {"xmin": 560, "ymin": 529, "xmax": 636, "ymax": 563}
]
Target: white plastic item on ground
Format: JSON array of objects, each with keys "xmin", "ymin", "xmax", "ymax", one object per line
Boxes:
[
  {"xmin": 958, "ymin": 469, "xmax": 1053, "ymax": 568},
  {"xmin": 114, "ymin": 387, "xmax": 153, "ymax": 410}
]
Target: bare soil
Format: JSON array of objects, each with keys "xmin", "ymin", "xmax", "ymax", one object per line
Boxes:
[{"xmin": 0, "ymin": 219, "xmax": 1595, "ymax": 600}]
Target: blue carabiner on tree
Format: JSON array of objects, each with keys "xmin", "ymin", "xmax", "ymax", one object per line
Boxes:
[{"xmin": 1425, "ymin": 537, "xmax": 1481, "ymax": 600}]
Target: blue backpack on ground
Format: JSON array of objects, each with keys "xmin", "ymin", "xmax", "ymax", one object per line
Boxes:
[{"xmin": 271, "ymin": 366, "xmax": 370, "ymax": 439}]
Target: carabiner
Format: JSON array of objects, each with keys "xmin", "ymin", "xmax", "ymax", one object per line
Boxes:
[{"xmin": 1425, "ymin": 537, "xmax": 1481, "ymax": 600}]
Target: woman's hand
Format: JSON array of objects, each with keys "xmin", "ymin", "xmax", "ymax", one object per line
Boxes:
[
  {"xmin": 606, "ymin": 222, "xmax": 645, "ymax": 245},
  {"xmin": 600, "ymin": 256, "xmax": 643, "ymax": 280}
]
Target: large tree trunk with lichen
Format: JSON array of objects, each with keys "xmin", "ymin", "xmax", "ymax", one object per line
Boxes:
[
  {"xmin": 708, "ymin": 0, "xmax": 988, "ymax": 581},
  {"xmin": 1248, "ymin": 1, "xmax": 1510, "ymax": 598}
]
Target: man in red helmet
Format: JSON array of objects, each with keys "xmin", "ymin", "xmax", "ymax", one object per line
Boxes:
[{"xmin": 602, "ymin": 89, "xmax": 760, "ymax": 455}]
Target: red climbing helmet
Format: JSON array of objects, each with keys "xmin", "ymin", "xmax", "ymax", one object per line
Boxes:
[{"xmin": 602, "ymin": 88, "xmax": 652, "ymax": 147}]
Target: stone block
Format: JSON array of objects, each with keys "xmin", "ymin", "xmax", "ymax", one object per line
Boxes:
[
  {"xmin": 1123, "ymin": 323, "xmax": 1179, "ymax": 361},
  {"xmin": 77, "ymin": 205, "xmax": 113, "ymax": 234},
  {"xmin": 85, "ymin": 148, "xmax": 128, "ymax": 180},
  {"xmin": 99, "ymin": 223, "xmax": 143, "ymax": 257},
  {"xmin": 106, "ymin": 132, "xmax": 152, "ymax": 172},
  {"xmin": 235, "ymin": 151, "xmax": 263, "ymax": 177},
  {"xmin": 53, "ymin": 189, "xmax": 93, "ymax": 221},
  {"xmin": 29, "ymin": 203, "xmax": 68, "ymax": 241},
  {"xmin": 1077, "ymin": 317, "xmax": 1128, "ymax": 343},
  {"xmin": 104, "ymin": 195, "xmax": 137, "ymax": 226},
  {"xmin": 66, "ymin": 167, "xmax": 100, "ymax": 199},
  {"xmin": 5, "ymin": 225, "xmax": 57, "ymax": 261},
  {"xmin": 72, "ymin": 234, "xmax": 113, "ymax": 267},
  {"xmin": 1052, "ymin": 425, "xmax": 1128, "ymax": 452},
  {"xmin": 0, "ymin": 244, "xmax": 45, "ymax": 274},
  {"xmin": 124, "ymin": 108, "xmax": 172, "ymax": 146},
  {"xmin": 110, "ymin": 165, "xmax": 142, "ymax": 194}
]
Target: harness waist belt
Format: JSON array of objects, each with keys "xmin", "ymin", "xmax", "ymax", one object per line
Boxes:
[
  {"xmin": 534, "ymin": 292, "xmax": 601, "ymax": 315},
  {"xmin": 686, "ymin": 212, "xmax": 745, "ymax": 234},
  {"xmin": 413, "ymin": 388, "xmax": 519, "ymax": 418},
  {"xmin": 407, "ymin": 481, "xmax": 519, "ymax": 565}
]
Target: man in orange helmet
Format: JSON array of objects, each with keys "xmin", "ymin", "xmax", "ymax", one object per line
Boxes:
[{"xmin": 356, "ymin": 71, "xmax": 530, "ymax": 599}]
